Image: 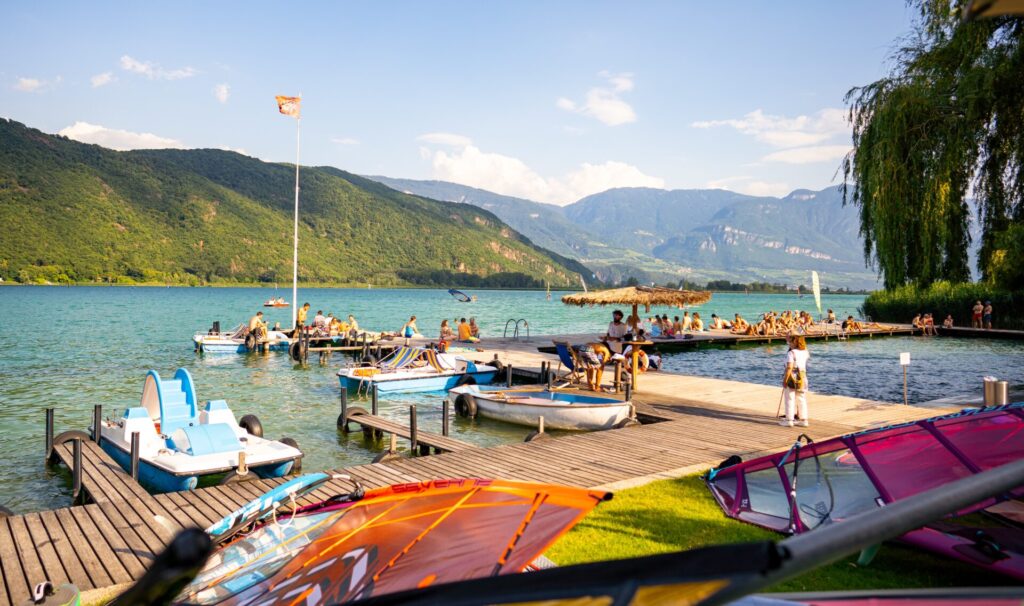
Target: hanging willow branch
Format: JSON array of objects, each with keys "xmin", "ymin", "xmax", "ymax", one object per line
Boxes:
[{"xmin": 842, "ymin": 1, "xmax": 1023, "ymax": 289}]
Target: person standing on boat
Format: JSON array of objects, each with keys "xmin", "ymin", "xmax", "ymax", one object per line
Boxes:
[
  {"xmin": 781, "ymin": 335, "xmax": 810, "ymax": 427},
  {"xmin": 248, "ymin": 311, "xmax": 267, "ymax": 336}
]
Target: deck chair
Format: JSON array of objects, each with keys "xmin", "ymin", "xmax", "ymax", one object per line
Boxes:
[
  {"xmin": 379, "ymin": 346, "xmax": 419, "ymax": 370},
  {"xmin": 553, "ymin": 341, "xmax": 583, "ymax": 386},
  {"xmin": 423, "ymin": 348, "xmax": 447, "ymax": 373}
]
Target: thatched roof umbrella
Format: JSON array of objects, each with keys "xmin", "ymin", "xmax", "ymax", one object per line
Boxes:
[{"xmin": 561, "ymin": 286, "xmax": 712, "ymax": 327}]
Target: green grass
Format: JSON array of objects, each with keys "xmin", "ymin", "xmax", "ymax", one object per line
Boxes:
[{"xmin": 545, "ymin": 474, "xmax": 1008, "ymax": 592}]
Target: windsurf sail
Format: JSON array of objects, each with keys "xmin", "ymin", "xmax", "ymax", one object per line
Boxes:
[
  {"xmin": 706, "ymin": 402, "xmax": 1024, "ymax": 578},
  {"xmin": 173, "ymin": 479, "xmax": 609, "ymax": 605},
  {"xmin": 579, "ymin": 274, "xmax": 587, "ymax": 293},
  {"xmin": 812, "ymin": 270, "xmax": 822, "ymax": 317},
  {"xmin": 448, "ymin": 288, "xmax": 472, "ymax": 303}
]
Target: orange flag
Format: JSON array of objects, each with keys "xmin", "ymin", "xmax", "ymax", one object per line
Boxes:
[{"xmin": 275, "ymin": 95, "xmax": 301, "ymax": 118}]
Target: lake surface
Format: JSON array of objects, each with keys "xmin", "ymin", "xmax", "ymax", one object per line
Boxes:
[{"xmin": 0, "ymin": 286, "xmax": 1020, "ymax": 513}]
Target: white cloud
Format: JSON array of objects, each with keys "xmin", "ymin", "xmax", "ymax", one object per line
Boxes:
[
  {"xmin": 421, "ymin": 139, "xmax": 663, "ymax": 204},
  {"xmin": 692, "ymin": 108, "xmax": 848, "ymax": 148},
  {"xmin": 761, "ymin": 144, "xmax": 852, "ymax": 164},
  {"xmin": 217, "ymin": 145, "xmax": 249, "ymax": 156},
  {"xmin": 416, "ymin": 132, "xmax": 473, "ymax": 147},
  {"xmin": 58, "ymin": 121, "xmax": 185, "ymax": 151},
  {"xmin": 14, "ymin": 76, "xmax": 60, "ymax": 92},
  {"xmin": 557, "ymin": 71, "xmax": 637, "ymax": 126},
  {"xmin": 90, "ymin": 72, "xmax": 115, "ymax": 88},
  {"xmin": 213, "ymin": 83, "xmax": 230, "ymax": 103},
  {"xmin": 331, "ymin": 137, "xmax": 359, "ymax": 145},
  {"xmin": 706, "ymin": 175, "xmax": 791, "ymax": 198},
  {"xmin": 120, "ymin": 55, "xmax": 196, "ymax": 80}
]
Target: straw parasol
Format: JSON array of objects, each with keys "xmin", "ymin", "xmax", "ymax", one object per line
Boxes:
[{"xmin": 561, "ymin": 285, "xmax": 712, "ymax": 321}]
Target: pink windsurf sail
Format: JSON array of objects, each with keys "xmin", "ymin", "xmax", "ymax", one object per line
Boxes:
[{"xmin": 705, "ymin": 402, "xmax": 1024, "ymax": 578}]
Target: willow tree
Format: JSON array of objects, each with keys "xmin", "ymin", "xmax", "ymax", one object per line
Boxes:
[{"xmin": 843, "ymin": 1, "xmax": 1024, "ymax": 289}]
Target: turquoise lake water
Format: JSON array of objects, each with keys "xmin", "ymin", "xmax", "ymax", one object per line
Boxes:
[{"xmin": 1, "ymin": 286, "xmax": 1020, "ymax": 513}]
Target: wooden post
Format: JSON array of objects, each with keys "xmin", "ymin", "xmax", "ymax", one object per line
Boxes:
[
  {"xmin": 237, "ymin": 451, "xmax": 248, "ymax": 475},
  {"xmin": 338, "ymin": 386, "xmax": 349, "ymax": 431},
  {"xmin": 546, "ymin": 369, "xmax": 553, "ymax": 390},
  {"xmin": 93, "ymin": 404, "xmax": 102, "ymax": 444},
  {"xmin": 540, "ymin": 361, "xmax": 547, "ymax": 380},
  {"xmin": 45, "ymin": 408, "xmax": 54, "ymax": 462},
  {"xmin": 409, "ymin": 405, "xmax": 418, "ymax": 454},
  {"xmin": 372, "ymin": 384, "xmax": 379, "ymax": 416},
  {"xmin": 506, "ymin": 364, "xmax": 514, "ymax": 388},
  {"xmin": 538, "ymin": 416, "xmax": 545, "ymax": 434},
  {"xmin": 625, "ymin": 382, "xmax": 632, "ymax": 402},
  {"xmin": 614, "ymin": 361, "xmax": 622, "ymax": 392},
  {"xmin": 72, "ymin": 438, "xmax": 82, "ymax": 503},
  {"xmin": 130, "ymin": 432, "xmax": 140, "ymax": 481},
  {"xmin": 375, "ymin": 343, "xmax": 382, "ymax": 359},
  {"xmin": 442, "ymin": 399, "xmax": 450, "ymax": 436}
]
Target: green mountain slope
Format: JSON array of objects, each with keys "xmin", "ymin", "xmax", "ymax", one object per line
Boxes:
[{"xmin": 0, "ymin": 119, "xmax": 589, "ymax": 286}]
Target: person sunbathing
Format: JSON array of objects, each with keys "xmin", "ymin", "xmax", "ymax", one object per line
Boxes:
[{"xmin": 843, "ymin": 315, "xmax": 862, "ymax": 332}]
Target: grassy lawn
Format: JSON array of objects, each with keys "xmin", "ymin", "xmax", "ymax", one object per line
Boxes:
[{"xmin": 545, "ymin": 474, "xmax": 1008, "ymax": 592}]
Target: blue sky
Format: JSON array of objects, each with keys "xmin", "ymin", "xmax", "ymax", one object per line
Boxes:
[{"xmin": 1, "ymin": 1, "xmax": 914, "ymax": 204}]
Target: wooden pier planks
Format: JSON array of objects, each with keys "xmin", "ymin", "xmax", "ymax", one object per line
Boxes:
[{"xmin": 341, "ymin": 409, "xmax": 474, "ymax": 453}]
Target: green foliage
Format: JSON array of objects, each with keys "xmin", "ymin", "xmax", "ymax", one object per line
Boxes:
[
  {"xmin": 547, "ymin": 474, "xmax": 1006, "ymax": 592},
  {"xmin": 863, "ymin": 280, "xmax": 1022, "ymax": 329},
  {"xmin": 0, "ymin": 119, "xmax": 587, "ymax": 286},
  {"xmin": 843, "ymin": 2, "xmax": 1024, "ymax": 289}
]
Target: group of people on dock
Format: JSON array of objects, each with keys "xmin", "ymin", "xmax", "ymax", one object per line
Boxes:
[
  {"xmin": 439, "ymin": 317, "xmax": 481, "ymax": 345},
  {"xmin": 630, "ymin": 308, "xmax": 886, "ymax": 339}
]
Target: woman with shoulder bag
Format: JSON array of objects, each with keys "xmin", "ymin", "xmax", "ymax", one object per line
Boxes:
[{"xmin": 781, "ymin": 335, "xmax": 810, "ymax": 427}]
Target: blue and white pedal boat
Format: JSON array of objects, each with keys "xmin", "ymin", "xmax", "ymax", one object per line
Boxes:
[
  {"xmin": 446, "ymin": 385, "xmax": 633, "ymax": 430},
  {"xmin": 338, "ymin": 346, "xmax": 498, "ymax": 394},
  {"xmin": 99, "ymin": 368, "xmax": 303, "ymax": 492},
  {"xmin": 193, "ymin": 327, "xmax": 292, "ymax": 354}
]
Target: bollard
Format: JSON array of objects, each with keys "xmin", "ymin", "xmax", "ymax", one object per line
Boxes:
[
  {"xmin": 507, "ymin": 364, "xmax": 514, "ymax": 388},
  {"xmin": 546, "ymin": 369, "xmax": 553, "ymax": 390},
  {"xmin": 72, "ymin": 438, "xmax": 82, "ymax": 503},
  {"xmin": 540, "ymin": 361, "xmax": 547, "ymax": 380},
  {"xmin": 372, "ymin": 384, "xmax": 379, "ymax": 416},
  {"xmin": 442, "ymin": 399, "xmax": 450, "ymax": 436},
  {"xmin": 93, "ymin": 404, "xmax": 103, "ymax": 444},
  {"xmin": 338, "ymin": 386, "xmax": 349, "ymax": 431},
  {"xmin": 130, "ymin": 432, "xmax": 140, "ymax": 481},
  {"xmin": 538, "ymin": 416, "xmax": 545, "ymax": 434},
  {"xmin": 614, "ymin": 362, "xmax": 623, "ymax": 392},
  {"xmin": 409, "ymin": 405, "xmax": 418, "ymax": 454},
  {"xmin": 45, "ymin": 408, "xmax": 54, "ymax": 461},
  {"xmin": 625, "ymin": 382, "xmax": 632, "ymax": 402}
]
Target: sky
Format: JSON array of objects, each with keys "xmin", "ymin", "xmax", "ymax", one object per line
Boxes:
[{"xmin": 1, "ymin": 1, "xmax": 916, "ymax": 205}]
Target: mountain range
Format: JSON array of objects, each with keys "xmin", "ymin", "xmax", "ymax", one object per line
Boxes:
[
  {"xmin": 0, "ymin": 119, "xmax": 588, "ymax": 287},
  {"xmin": 369, "ymin": 177, "xmax": 878, "ymax": 289}
]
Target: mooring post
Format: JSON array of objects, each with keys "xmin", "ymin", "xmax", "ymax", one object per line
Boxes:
[
  {"xmin": 538, "ymin": 415, "xmax": 545, "ymax": 434},
  {"xmin": 506, "ymin": 364, "xmax": 514, "ymax": 388},
  {"xmin": 92, "ymin": 404, "xmax": 102, "ymax": 444},
  {"xmin": 540, "ymin": 361, "xmax": 547, "ymax": 379},
  {"xmin": 130, "ymin": 432, "xmax": 140, "ymax": 481},
  {"xmin": 375, "ymin": 343, "xmax": 382, "ymax": 359},
  {"xmin": 371, "ymin": 384, "xmax": 379, "ymax": 416},
  {"xmin": 625, "ymin": 381, "xmax": 632, "ymax": 402},
  {"xmin": 614, "ymin": 362, "xmax": 623, "ymax": 392},
  {"xmin": 442, "ymin": 399, "xmax": 450, "ymax": 436},
  {"xmin": 409, "ymin": 405, "xmax": 418, "ymax": 454},
  {"xmin": 546, "ymin": 369, "xmax": 553, "ymax": 390},
  {"xmin": 338, "ymin": 386, "xmax": 349, "ymax": 431},
  {"xmin": 72, "ymin": 438, "xmax": 82, "ymax": 503},
  {"xmin": 45, "ymin": 408, "xmax": 54, "ymax": 462}
]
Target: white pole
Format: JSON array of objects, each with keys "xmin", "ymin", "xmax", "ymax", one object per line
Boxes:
[{"xmin": 291, "ymin": 115, "xmax": 301, "ymax": 328}]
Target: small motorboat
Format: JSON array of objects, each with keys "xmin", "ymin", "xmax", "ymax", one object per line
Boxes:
[
  {"xmin": 193, "ymin": 324, "xmax": 292, "ymax": 353},
  {"xmin": 338, "ymin": 346, "xmax": 499, "ymax": 394},
  {"xmin": 263, "ymin": 298, "xmax": 289, "ymax": 308},
  {"xmin": 446, "ymin": 385, "xmax": 635, "ymax": 430},
  {"xmin": 98, "ymin": 368, "xmax": 303, "ymax": 492}
]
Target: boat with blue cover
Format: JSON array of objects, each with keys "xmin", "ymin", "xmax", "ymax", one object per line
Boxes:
[
  {"xmin": 446, "ymin": 385, "xmax": 634, "ymax": 430},
  {"xmin": 338, "ymin": 346, "xmax": 499, "ymax": 394},
  {"xmin": 98, "ymin": 368, "xmax": 303, "ymax": 492}
]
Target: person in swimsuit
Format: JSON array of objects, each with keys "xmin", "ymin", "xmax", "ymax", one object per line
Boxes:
[
  {"xmin": 972, "ymin": 300, "xmax": 984, "ymax": 328},
  {"xmin": 983, "ymin": 301, "xmax": 993, "ymax": 329},
  {"xmin": 400, "ymin": 316, "xmax": 419, "ymax": 339}
]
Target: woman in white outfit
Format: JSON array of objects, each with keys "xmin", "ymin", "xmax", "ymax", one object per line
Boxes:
[{"xmin": 781, "ymin": 335, "xmax": 810, "ymax": 427}]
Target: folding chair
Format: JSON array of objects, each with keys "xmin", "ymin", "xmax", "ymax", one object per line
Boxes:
[{"xmin": 553, "ymin": 341, "xmax": 583, "ymax": 386}]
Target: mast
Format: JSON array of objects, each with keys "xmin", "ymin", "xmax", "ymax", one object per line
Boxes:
[{"xmin": 290, "ymin": 110, "xmax": 301, "ymax": 327}]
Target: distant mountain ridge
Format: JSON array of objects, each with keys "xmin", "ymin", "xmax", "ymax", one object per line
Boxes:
[
  {"xmin": 367, "ymin": 176, "xmax": 879, "ymax": 289},
  {"xmin": 0, "ymin": 119, "xmax": 589, "ymax": 286}
]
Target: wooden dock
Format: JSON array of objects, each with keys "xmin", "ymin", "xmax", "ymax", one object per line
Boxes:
[
  {"xmin": 340, "ymin": 406, "xmax": 474, "ymax": 454},
  {"xmin": 0, "ymin": 330, "xmax": 967, "ymax": 606}
]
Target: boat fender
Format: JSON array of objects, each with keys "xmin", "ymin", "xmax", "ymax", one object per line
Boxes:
[
  {"xmin": 455, "ymin": 374, "xmax": 477, "ymax": 387},
  {"xmin": 289, "ymin": 340, "xmax": 308, "ymax": 362},
  {"xmin": 372, "ymin": 451, "xmax": 404, "ymax": 464},
  {"xmin": 244, "ymin": 333, "xmax": 257, "ymax": 352},
  {"xmin": 613, "ymin": 418, "xmax": 642, "ymax": 429},
  {"xmin": 524, "ymin": 430, "xmax": 550, "ymax": 442},
  {"xmin": 238, "ymin": 414, "xmax": 264, "ymax": 438},
  {"xmin": 454, "ymin": 393, "xmax": 477, "ymax": 418},
  {"xmin": 219, "ymin": 471, "xmax": 249, "ymax": 485},
  {"xmin": 279, "ymin": 437, "xmax": 302, "ymax": 473}
]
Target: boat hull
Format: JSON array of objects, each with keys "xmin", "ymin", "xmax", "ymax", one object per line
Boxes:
[
  {"xmin": 101, "ymin": 440, "xmax": 294, "ymax": 493},
  {"xmin": 449, "ymin": 387, "xmax": 631, "ymax": 431},
  {"xmin": 341, "ymin": 371, "xmax": 497, "ymax": 395}
]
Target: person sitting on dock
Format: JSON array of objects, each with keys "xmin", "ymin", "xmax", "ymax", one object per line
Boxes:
[
  {"xmin": 458, "ymin": 318, "xmax": 480, "ymax": 343},
  {"xmin": 943, "ymin": 314, "xmax": 954, "ymax": 329},
  {"xmin": 401, "ymin": 316, "xmax": 419, "ymax": 339},
  {"xmin": 911, "ymin": 313, "xmax": 923, "ymax": 329},
  {"xmin": 672, "ymin": 315, "xmax": 682, "ymax": 333},
  {"xmin": 842, "ymin": 315, "xmax": 862, "ymax": 332},
  {"xmin": 440, "ymin": 319, "xmax": 454, "ymax": 340},
  {"xmin": 826, "ymin": 309, "xmax": 836, "ymax": 324},
  {"xmin": 347, "ymin": 315, "xmax": 359, "ymax": 334},
  {"xmin": 602, "ymin": 310, "xmax": 628, "ymax": 354},
  {"xmin": 682, "ymin": 311, "xmax": 693, "ymax": 331},
  {"xmin": 730, "ymin": 314, "xmax": 748, "ymax": 334},
  {"xmin": 923, "ymin": 313, "xmax": 938, "ymax": 336},
  {"xmin": 691, "ymin": 312, "xmax": 704, "ymax": 332},
  {"xmin": 248, "ymin": 311, "xmax": 267, "ymax": 339},
  {"xmin": 469, "ymin": 317, "xmax": 481, "ymax": 338}
]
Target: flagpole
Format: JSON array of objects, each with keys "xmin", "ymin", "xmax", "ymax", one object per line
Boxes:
[{"xmin": 291, "ymin": 112, "xmax": 300, "ymax": 328}]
